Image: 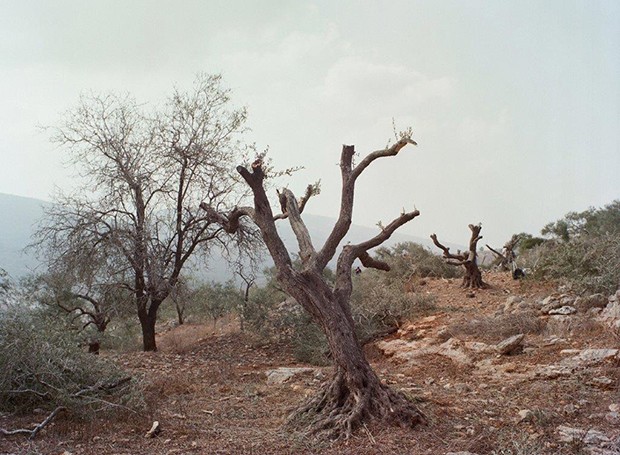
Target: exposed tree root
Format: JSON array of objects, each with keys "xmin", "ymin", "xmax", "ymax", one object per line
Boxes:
[
  {"xmin": 286, "ymin": 371, "xmax": 425, "ymax": 440},
  {"xmin": 461, "ymin": 273, "xmax": 487, "ymax": 289}
]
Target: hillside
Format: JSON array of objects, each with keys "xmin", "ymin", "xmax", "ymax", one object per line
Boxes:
[
  {"xmin": 0, "ymin": 193, "xmax": 48, "ymax": 277},
  {"xmin": 0, "ymin": 193, "xmax": 462, "ymax": 281},
  {"xmin": 2, "ymin": 272, "xmax": 618, "ymax": 454}
]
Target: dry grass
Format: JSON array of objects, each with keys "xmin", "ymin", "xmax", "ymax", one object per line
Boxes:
[{"xmin": 447, "ymin": 312, "xmax": 545, "ymax": 343}]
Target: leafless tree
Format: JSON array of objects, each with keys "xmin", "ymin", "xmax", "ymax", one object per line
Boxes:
[
  {"xmin": 201, "ymin": 134, "xmax": 425, "ymax": 439},
  {"xmin": 431, "ymin": 224, "xmax": 487, "ymax": 288},
  {"xmin": 35, "ymin": 74, "xmax": 259, "ymax": 351}
]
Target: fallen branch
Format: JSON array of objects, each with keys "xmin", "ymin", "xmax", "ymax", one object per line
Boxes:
[{"xmin": 0, "ymin": 406, "xmax": 66, "ymax": 440}]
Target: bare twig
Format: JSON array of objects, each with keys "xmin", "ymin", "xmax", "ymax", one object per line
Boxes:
[{"xmin": 0, "ymin": 406, "xmax": 66, "ymax": 440}]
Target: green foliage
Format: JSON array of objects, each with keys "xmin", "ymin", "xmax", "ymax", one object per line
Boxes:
[
  {"xmin": 165, "ymin": 279, "xmax": 244, "ymax": 326},
  {"xmin": 199, "ymin": 281, "xmax": 244, "ymax": 326},
  {"xmin": 526, "ymin": 200, "xmax": 620, "ymax": 294},
  {"xmin": 373, "ymin": 242, "xmax": 462, "ymax": 281},
  {"xmin": 0, "ymin": 308, "xmax": 144, "ymax": 418},
  {"xmin": 534, "ymin": 232, "xmax": 620, "ymax": 294},
  {"xmin": 514, "ymin": 232, "xmax": 546, "ymax": 252},
  {"xmin": 542, "ymin": 200, "xmax": 620, "ymax": 242}
]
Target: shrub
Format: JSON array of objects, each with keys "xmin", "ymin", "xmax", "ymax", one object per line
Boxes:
[
  {"xmin": 0, "ymin": 308, "xmax": 144, "ymax": 419},
  {"xmin": 532, "ymin": 232, "xmax": 620, "ymax": 295},
  {"xmin": 351, "ymin": 269, "xmax": 437, "ymax": 343},
  {"xmin": 374, "ymin": 242, "xmax": 463, "ymax": 281}
]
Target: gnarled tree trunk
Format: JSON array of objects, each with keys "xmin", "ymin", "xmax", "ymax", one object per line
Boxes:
[
  {"xmin": 202, "ymin": 137, "xmax": 425, "ymax": 439},
  {"xmin": 431, "ymin": 224, "xmax": 487, "ymax": 289}
]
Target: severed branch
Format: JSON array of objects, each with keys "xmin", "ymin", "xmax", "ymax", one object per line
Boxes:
[
  {"xmin": 353, "ymin": 210, "xmax": 421, "ymax": 260},
  {"xmin": 351, "ymin": 137, "xmax": 417, "ymax": 181},
  {"xmin": 278, "ymin": 188, "xmax": 316, "ymax": 263},
  {"xmin": 317, "ymin": 138, "xmax": 417, "ymax": 270},
  {"xmin": 430, "ymin": 234, "xmax": 468, "ymax": 262},
  {"xmin": 358, "ymin": 251, "xmax": 390, "ymax": 271},
  {"xmin": 0, "ymin": 406, "xmax": 66, "ymax": 440},
  {"xmin": 335, "ymin": 210, "xmax": 420, "ymax": 295},
  {"xmin": 274, "ymin": 182, "xmax": 320, "ymax": 221},
  {"xmin": 199, "ymin": 203, "xmax": 254, "ymax": 234}
]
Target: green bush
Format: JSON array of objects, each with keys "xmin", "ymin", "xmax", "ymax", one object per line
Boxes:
[
  {"xmin": 533, "ymin": 232, "xmax": 620, "ymax": 294},
  {"xmin": 0, "ymin": 308, "xmax": 144, "ymax": 418}
]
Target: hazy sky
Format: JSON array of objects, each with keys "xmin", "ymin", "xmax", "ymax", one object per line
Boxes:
[{"xmin": 1, "ymin": 0, "xmax": 618, "ymax": 248}]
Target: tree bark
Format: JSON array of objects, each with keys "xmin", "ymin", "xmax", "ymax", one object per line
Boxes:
[
  {"xmin": 138, "ymin": 301, "xmax": 161, "ymax": 352},
  {"xmin": 431, "ymin": 224, "xmax": 487, "ymax": 289},
  {"xmin": 202, "ymin": 138, "xmax": 424, "ymax": 439},
  {"xmin": 284, "ymin": 271, "xmax": 423, "ymax": 438}
]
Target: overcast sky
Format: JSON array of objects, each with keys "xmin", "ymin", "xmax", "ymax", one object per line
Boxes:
[{"xmin": 1, "ymin": 0, "xmax": 618, "ymax": 248}]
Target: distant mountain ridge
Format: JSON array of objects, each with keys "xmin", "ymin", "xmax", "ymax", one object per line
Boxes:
[
  {"xmin": 0, "ymin": 193, "xmax": 463, "ymax": 281},
  {"xmin": 0, "ymin": 193, "xmax": 48, "ymax": 277}
]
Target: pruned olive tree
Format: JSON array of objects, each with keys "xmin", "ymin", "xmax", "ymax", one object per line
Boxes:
[
  {"xmin": 35, "ymin": 74, "xmax": 259, "ymax": 351},
  {"xmin": 201, "ymin": 135, "xmax": 425, "ymax": 439},
  {"xmin": 431, "ymin": 224, "xmax": 487, "ymax": 288}
]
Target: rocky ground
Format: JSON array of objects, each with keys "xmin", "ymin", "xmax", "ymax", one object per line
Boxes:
[{"xmin": 1, "ymin": 272, "xmax": 619, "ymax": 454}]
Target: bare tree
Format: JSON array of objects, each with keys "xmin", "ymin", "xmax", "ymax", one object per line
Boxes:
[
  {"xmin": 201, "ymin": 135, "xmax": 425, "ymax": 439},
  {"xmin": 431, "ymin": 224, "xmax": 487, "ymax": 289},
  {"xmin": 35, "ymin": 74, "xmax": 259, "ymax": 351}
]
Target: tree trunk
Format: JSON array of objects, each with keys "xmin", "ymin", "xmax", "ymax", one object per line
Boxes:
[
  {"xmin": 463, "ymin": 261, "xmax": 484, "ymax": 288},
  {"xmin": 138, "ymin": 305, "xmax": 159, "ymax": 352},
  {"xmin": 284, "ymin": 272, "xmax": 424, "ymax": 439},
  {"xmin": 175, "ymin": 301, "xmax": 185, "ymax": 325}
]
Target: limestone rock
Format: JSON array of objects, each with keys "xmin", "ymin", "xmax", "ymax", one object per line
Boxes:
[
  {"xmin": 557, "ymin": 425, "xmax": 609, "ymax": 445},
  {"xmin": 265, "ymin": 367, "xmax": 315, "ymax": 384},
  {"xmin": 540, "ymin": 296, "xmax": 564, "ymax": 314},
  {"xmin": 588, "ymin": 376, "xmax": 615, "ymax": 390},
  {"xmin": 575, "ymin": 293, "xmax": 608, "ymax": 312},
  {"xmin": 598, "ymin": 290, "xmax": 620, "ymax": 329},
  {"xmin": 570, "ymin": 349, "xmax": 619, "ymax": 366},
  {"xmin": 548, "ymin": 306, "xmax": 577, "ymax": 315},
  {"xmin": 518, "ymin": 409, "xmax": 534, "ymax": 422},
  {"xmin": 496, "ymin": 333, "xmax": 525, "ymax": 355}
]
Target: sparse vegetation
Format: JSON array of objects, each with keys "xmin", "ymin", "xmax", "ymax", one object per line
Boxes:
[
  {"xmin": 448, "ymin": 312, "xmax": 544, "ymax": 343},
  {"xmin": 0, "ymin": 308, "xmax": 144, "ymax": 430}
]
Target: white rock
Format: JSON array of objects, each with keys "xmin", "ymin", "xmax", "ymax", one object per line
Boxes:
[
  {"xmin": 496, "ymin": 333, "xmax": 525, "ymax": 355},
  {"xmin": 570, "ymin": 349, "xmax": 619, "ymax": 365},
  {"xmin": 548, "ymin": 306, "xmax": 577, "ymax": 315},
  {"xmin": 557, "ymin": 425, "xmax": 610, "ymax": 445},
  {"xmin": 265, "ymin": 367, "xmax": 315, "ymax": 384},
  {"xmin": 518, "ymin": 409, "xmax": 534, "ymax": 422}
]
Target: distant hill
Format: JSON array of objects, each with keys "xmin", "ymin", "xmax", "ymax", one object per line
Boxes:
[
  {"xmin": 0, "ymin": 193, "xmax": 462, "ymax": 281},
  {"xmin": 0, "ymin": 193, "xmax": 48, "ymax": 278}
]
